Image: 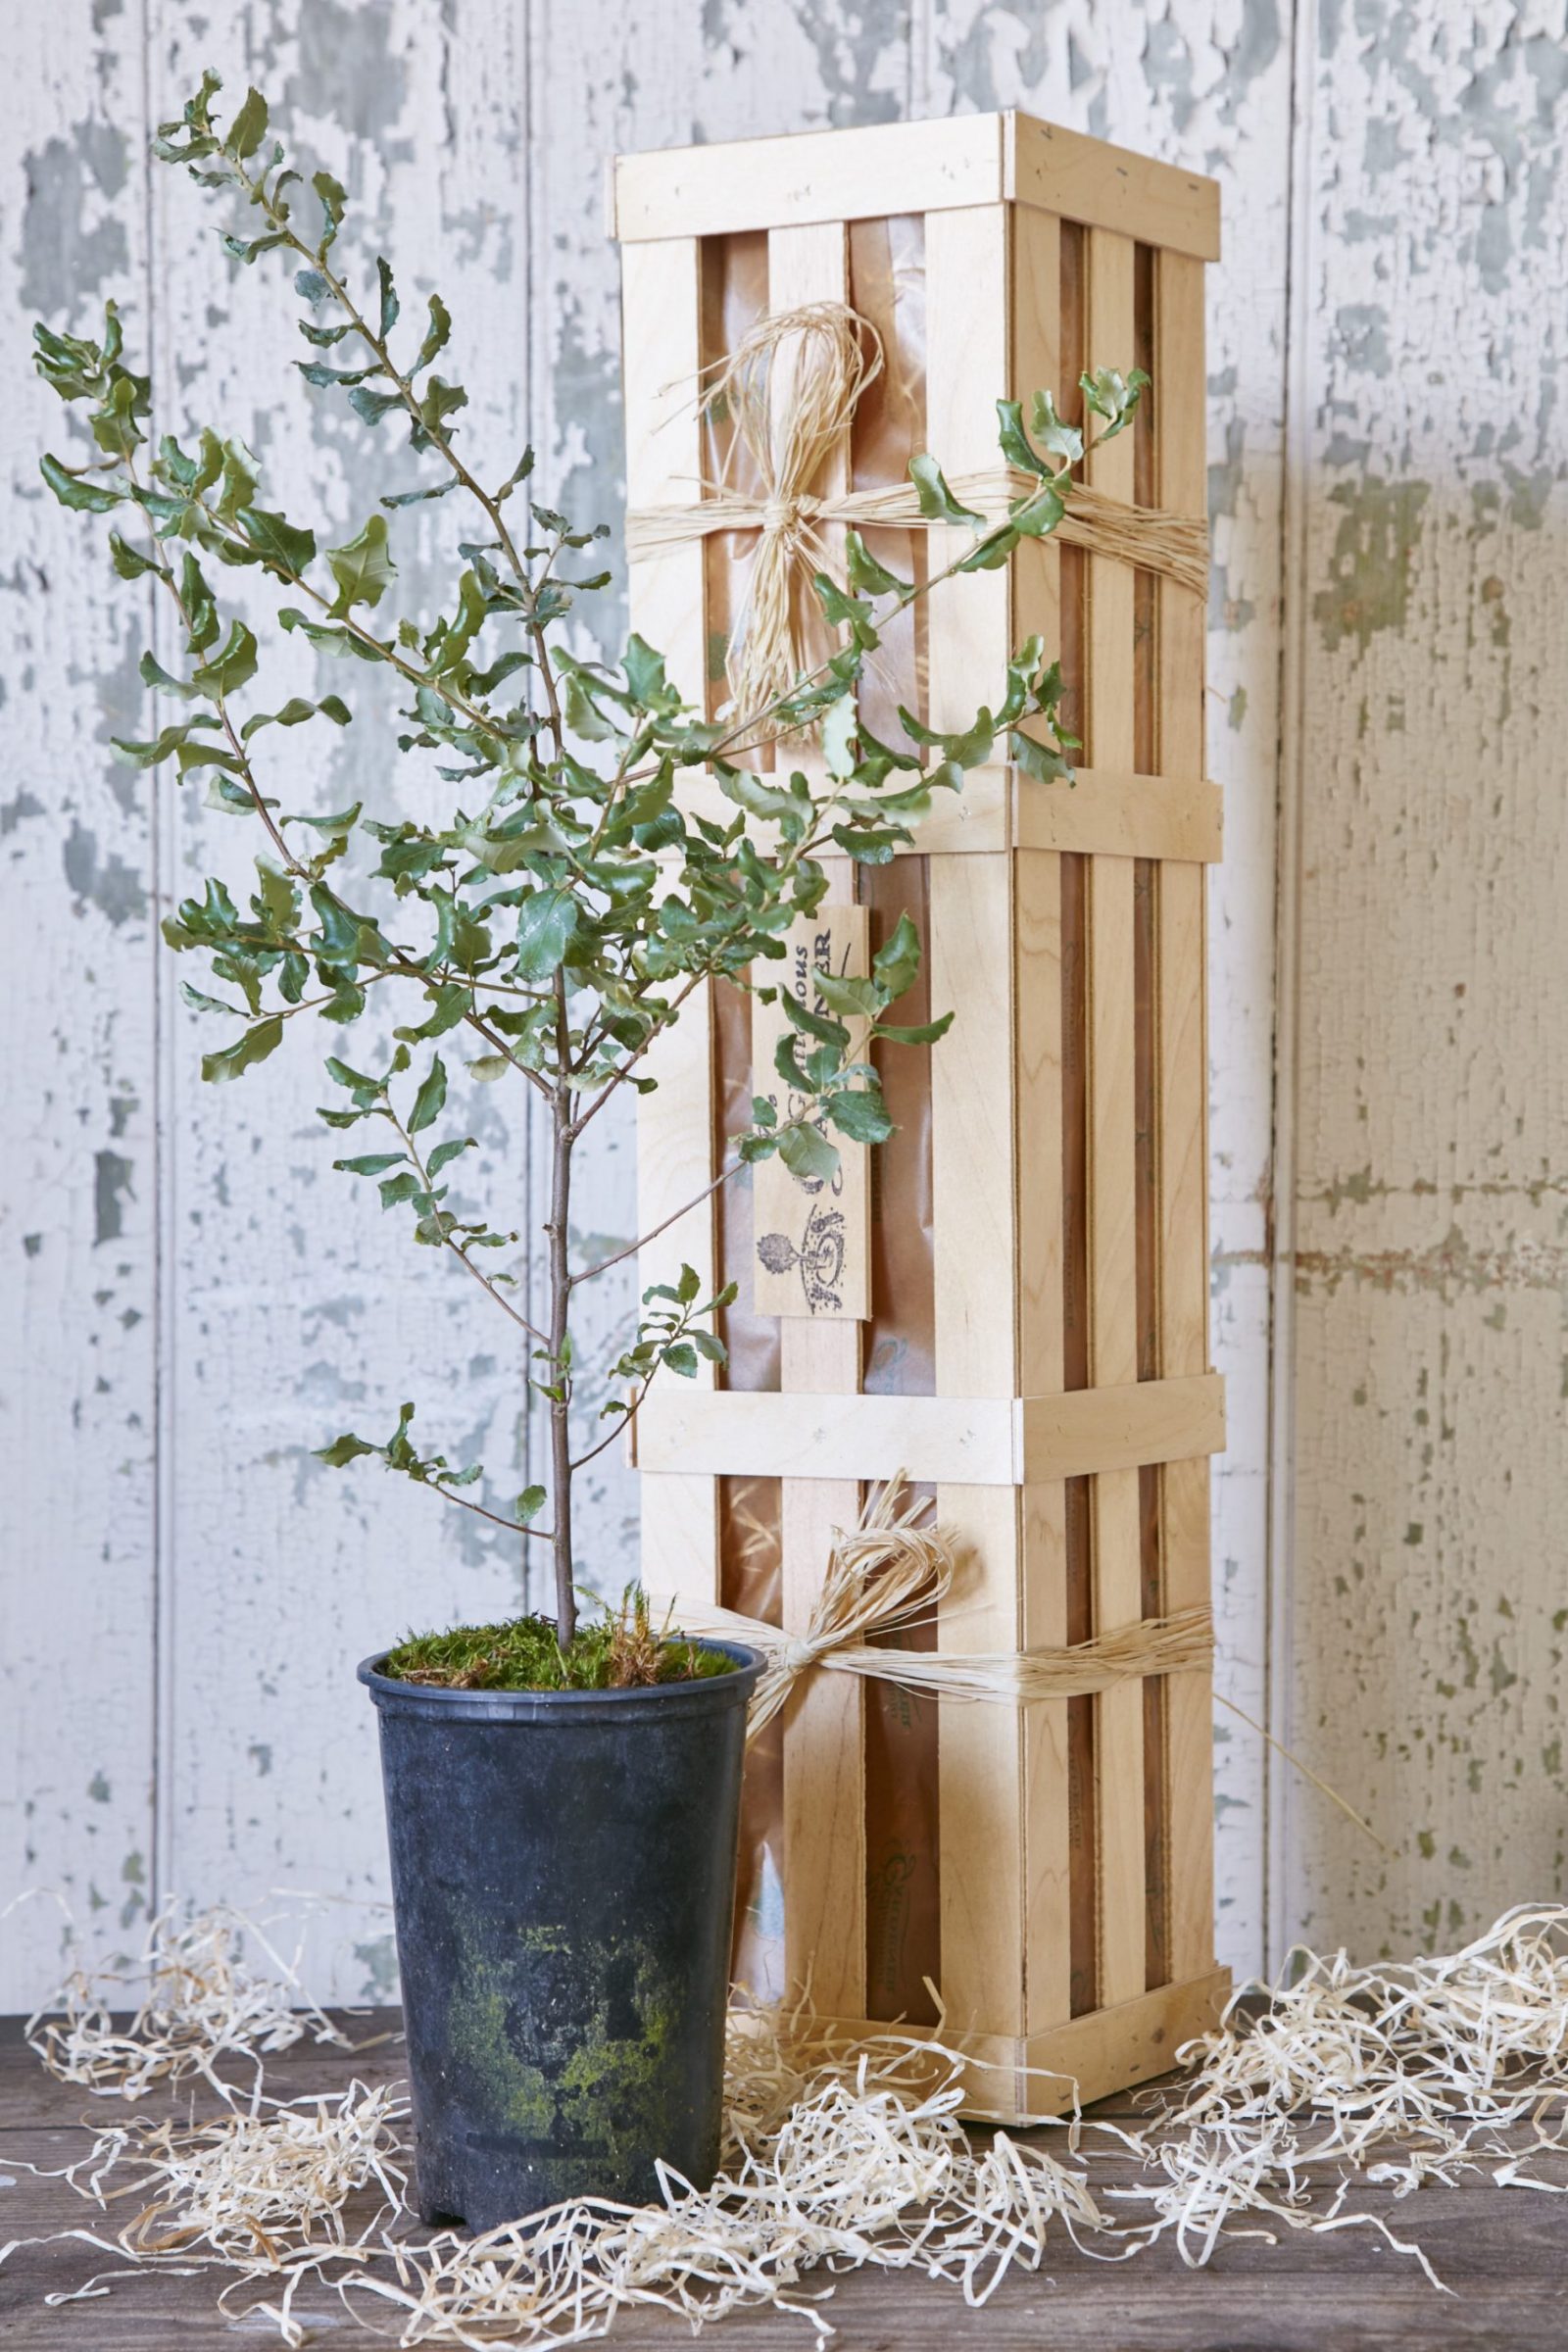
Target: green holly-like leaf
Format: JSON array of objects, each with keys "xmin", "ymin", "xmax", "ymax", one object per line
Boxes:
[
  {"xmin": 237, "ymin": 507, "xmax": 317, "ymax": 575},
  {"xmin": 40, "ymin": 454, "xmax": 122, "ymax": 513},
  {"xmin": 778, "ymin": 1121, "xmax": 840, "ymax": 1187},
  {"xmin": 202, "ymin": 1014, "xmax": 283, "ymax": 1084},
  {"xmin": 408, "ymin": 1054, "xmax": 448, "ymax": 1135},
  {"xmin": 316, "ymin": 1431, "xmax": 376, "ymax": 1467},
  {"xmin": 907, "ymin": 453, "xmax": 983, "ymax": 527},
  {"xmin": 844, "ymin": 529, "xmax": 906, "ymax": 597},
  {"xmin": 515, "ymin": 888, "xmax": 577, "ymax": 981},
  {"xmin": 326, "ymin": 514, "xmax": 396, "ymax": 615},
  {"xmin": 827, "ymin": 1086, "xmax": 895, "ymax": 1145}
]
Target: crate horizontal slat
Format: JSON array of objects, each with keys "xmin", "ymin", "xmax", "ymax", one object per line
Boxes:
[
  {"xmin": 633, "ymin": 1371, "xmax": 1224, "ymax": 1484},
  {"xmin": 616, "ymin": 109, "xmax": 1225, "ymax": 2120},
  {"xmin": 611, "ymin": 112, "xmax": 1220, "ymax": 262}
]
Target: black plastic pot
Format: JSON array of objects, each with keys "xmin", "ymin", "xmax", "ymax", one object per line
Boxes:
[{"xmin": 359, "ymin": 1640, "xmax": 762, "ymax": 2230}]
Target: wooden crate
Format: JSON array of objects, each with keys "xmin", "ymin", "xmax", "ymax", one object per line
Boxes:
[{"xmin": 612, "ymin": 112, "xmax": 1228, "ymax": 2121}]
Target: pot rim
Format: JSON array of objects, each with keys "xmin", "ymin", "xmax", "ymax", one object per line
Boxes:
[{"xmin": 358, "ymin": 1636, "xmax": 764, "ymax": 1723}]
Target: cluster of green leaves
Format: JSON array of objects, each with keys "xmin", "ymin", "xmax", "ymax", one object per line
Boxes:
[
  {"xmin": 318, "ymin": 1400, "xmax": 547, "ymax": 1535},
  {"xmin": 35, "ymin": 70, "xmax": 1144, "ymax": 1634}
]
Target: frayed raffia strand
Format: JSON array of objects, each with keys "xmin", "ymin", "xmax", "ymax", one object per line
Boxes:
[
  {"xmin": 675, "ymin": 1479, "xmax": 1381, "ymax": 1855},
  {"xmin": 12, "ymin": 1901, "xmax": 1568, "ymax": 2344},
  {"xmin": 666, "ymin": 1475, "xmax": 1211, "ymax": 1739},
  {"xmin": 627, "ymin": 299, "xmax": 1207, "ymax": 718},
  {"xmin": 676, "ymin": 300, "xmax": 884, "ymax": 720}
]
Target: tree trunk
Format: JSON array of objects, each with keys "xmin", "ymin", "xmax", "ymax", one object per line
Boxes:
[{"xmin": 547, "ymin": 1083, "xmax": 575, "ymax": 1646}]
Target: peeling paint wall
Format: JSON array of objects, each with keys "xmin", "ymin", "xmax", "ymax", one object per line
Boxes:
[
  {"xmin": 1, "ymin": 0, "xmax": 1552, "ymax": 2009},
  {"xmin": 1280, "ymin": 0, "xmax": 1568, "ymax": 1958}
]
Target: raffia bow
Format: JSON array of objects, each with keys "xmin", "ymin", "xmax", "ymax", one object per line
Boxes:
[
  {"xmin": 671, "ymin": 1481, "xmax": 1386, "ymax": 1852},
  {"xmin": 669, "ymin": 1479, "xmax": 1214, "ymax": 1739},
  {"xmin": 625, "ymin": 299, "xmax": 1209, "ymax": 722}
]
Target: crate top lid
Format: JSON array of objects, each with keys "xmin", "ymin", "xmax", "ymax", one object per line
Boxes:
[{"xmin": 610, "ymin": 111, "xmax": 1220, "ymax": 264}]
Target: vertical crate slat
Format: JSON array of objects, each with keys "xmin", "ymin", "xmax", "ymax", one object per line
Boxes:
[
  {"xmin": 614, "ymin": 112, "xmax": 1227, "ymax": 2120},
  {"xmin": 1153, "ymin": 248, "xmax": 1215, "ymax": 1983},
  {"xmin": 1083, "ymin": 225, "xmax": 1147, "ymax": 2012},
  {"xmin": 622, "ymin": 237, "xmax": 722, "ymax": 1609},
  {"xmin": 766, "ymin": 220, "xmax": 869, "ymax": 2018},
  {"xmin": 1010, "ymin": 200, "xmax": 1074, "ymax": 2043},
  {"xmin": 925, "ymin": 201, "xmax": 1028, "ymax": 2041}
]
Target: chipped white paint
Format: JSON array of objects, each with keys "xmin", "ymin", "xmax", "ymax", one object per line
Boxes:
[
  {"xmin": 1278, "ymin": 0, "xmax": 1568, "ymax": 1958},
  {"xmin": 2, "ymin": 0, "xmax": 160, "ymax": 2001},
  {"xmin": 4, "ymin": 0, "xmax": 1553, "ymax": 2010}
]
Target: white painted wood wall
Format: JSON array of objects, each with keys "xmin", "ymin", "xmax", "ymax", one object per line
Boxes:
[{"xmin": 2, "ymin": 0, "xmax": 1562, "ymax": 2008}]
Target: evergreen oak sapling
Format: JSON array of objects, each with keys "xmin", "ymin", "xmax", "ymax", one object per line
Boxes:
[{"xmin": 35, "ymin": 74, "xmax": 1145, "ymax": 1658}]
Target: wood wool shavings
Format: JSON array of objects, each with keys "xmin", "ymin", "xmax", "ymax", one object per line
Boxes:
[
  {"xmin": 8, "ymin": 1900, "xmax": 1568, "ymax": 2346},
  {"xmin": 24, "ymin": 1897, "xmax": 353, "ymax": 2097},
  {"xmin": 1102, "ymin": 1899, "xmax": 1568, "ymax": 2276}
]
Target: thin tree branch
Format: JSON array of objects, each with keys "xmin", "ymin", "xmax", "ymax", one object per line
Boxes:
[
  {"xmin": 567, "ymin": 969, "xmax": 709, "ymax": 1141},
  {"xmin": 413, "ymin": 1477, "xmax": 554, "ymax": 1543},
  {"xmin": 384, "ymin": 1102, "xmax": 551, "ymax": 1349},
  {"xmin": 568, "ymin": 1156, "xmax": 745, "ymax": 1291}
]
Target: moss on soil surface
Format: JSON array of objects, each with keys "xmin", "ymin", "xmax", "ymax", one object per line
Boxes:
[{"xmin": 380, "ymin": 1605, "xmax": 735, "ymax": 1693}]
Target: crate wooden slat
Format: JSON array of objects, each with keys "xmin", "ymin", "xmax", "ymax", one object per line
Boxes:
[
  {"xmin": 1152, "ymin": 247, "xmax": 1217, "ymax": 1985},
  {"xmin": 765, "ymin": 220, "xmax": 869, "ymax": 2021},
  {"xmin": 622, "ymin": 236, "xmax": 721, "ymax": 1610},
  {"xmin": 610, "ymin": 113, "xmax": 1221, "ymax": 262},
  {"xmin": 632, "ymin": 1372, "xmax": 1225, "ymax": 1484},
  {"xmin": 926, "ymin": 199, "xmax": 1027, "ymax": 2040},
  {"xmin": 616, "ymin": 108, "xmax": 1225, "ymax": 2121}
]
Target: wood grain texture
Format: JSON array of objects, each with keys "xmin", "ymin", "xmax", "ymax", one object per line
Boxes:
[
  {"xmin": 622, "ymin": 231, "xmax": 722, "ymax": 1615},
  {"xmin": 1153, "ymin": 246, "xmax": 1216, "ymax": 1984},
  {"xmin": 662, "ymin": 763, "xmax": 1222, "ymax": 860},
  {"xmin": 612, "ymin": 111, "xmax": 1220, "ymax": 255}
]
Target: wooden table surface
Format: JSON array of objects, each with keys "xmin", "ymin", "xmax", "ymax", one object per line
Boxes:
[{"xmin": 2, "ymin": 2011, "xmax": 1564, "ymax": 2349}]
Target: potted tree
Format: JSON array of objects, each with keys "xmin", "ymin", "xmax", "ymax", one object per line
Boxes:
[{"xmin": 35, "ymin": 74, "xmax": 1139, "ymax": 2230}]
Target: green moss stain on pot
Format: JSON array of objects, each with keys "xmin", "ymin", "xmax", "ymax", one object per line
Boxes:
[
  {"xmin": 445, "ymin": 1916, "xmax": 685, "ymax": 2188},
  {"xmin": 446, "ymin": 1965, "xmax": 557, "ymax": 2139}
]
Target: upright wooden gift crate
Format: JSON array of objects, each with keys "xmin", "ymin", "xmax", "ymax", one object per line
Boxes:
[{"xmin": 612, "ymin": 113, "xmax": 1228, "ymax": 2119}]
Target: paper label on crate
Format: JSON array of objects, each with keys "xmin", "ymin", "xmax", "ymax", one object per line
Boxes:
[{"xmin": 751, "ymin": 905, "xmax": 871, "ymax": 1322}]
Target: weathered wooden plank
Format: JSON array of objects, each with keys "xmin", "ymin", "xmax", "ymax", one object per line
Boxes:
[
  {"xmin": 1279, "ymin": 3, "xmax": 1568, "ymax": 1966},
  {"xmin": 8, "ymin": 2018, "xmax": 1568, "ymax": 2352},
  {"xmin": 1, "ymin": 0, "xmax": 159, "ymax": 2011},
  {"xmin": 1153, "ymin": 247, "xmax": 1215, "ymax": 1987},
  {"xmin": 621, "ymin": 230, "xmax": 723, "ymax": 1617}
]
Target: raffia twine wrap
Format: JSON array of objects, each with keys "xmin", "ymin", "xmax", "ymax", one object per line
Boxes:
[
  {"xmin": 669, "ymin": 1478, "xmax": 1212, "ymax": 1740},
  {"xmin": 681, "ymin": 1480, "xmax": 1384, "ymax": 1852},
  {"xmin": 626, "ymin": 299, "xmax": 1209, "ymax": 717}
]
